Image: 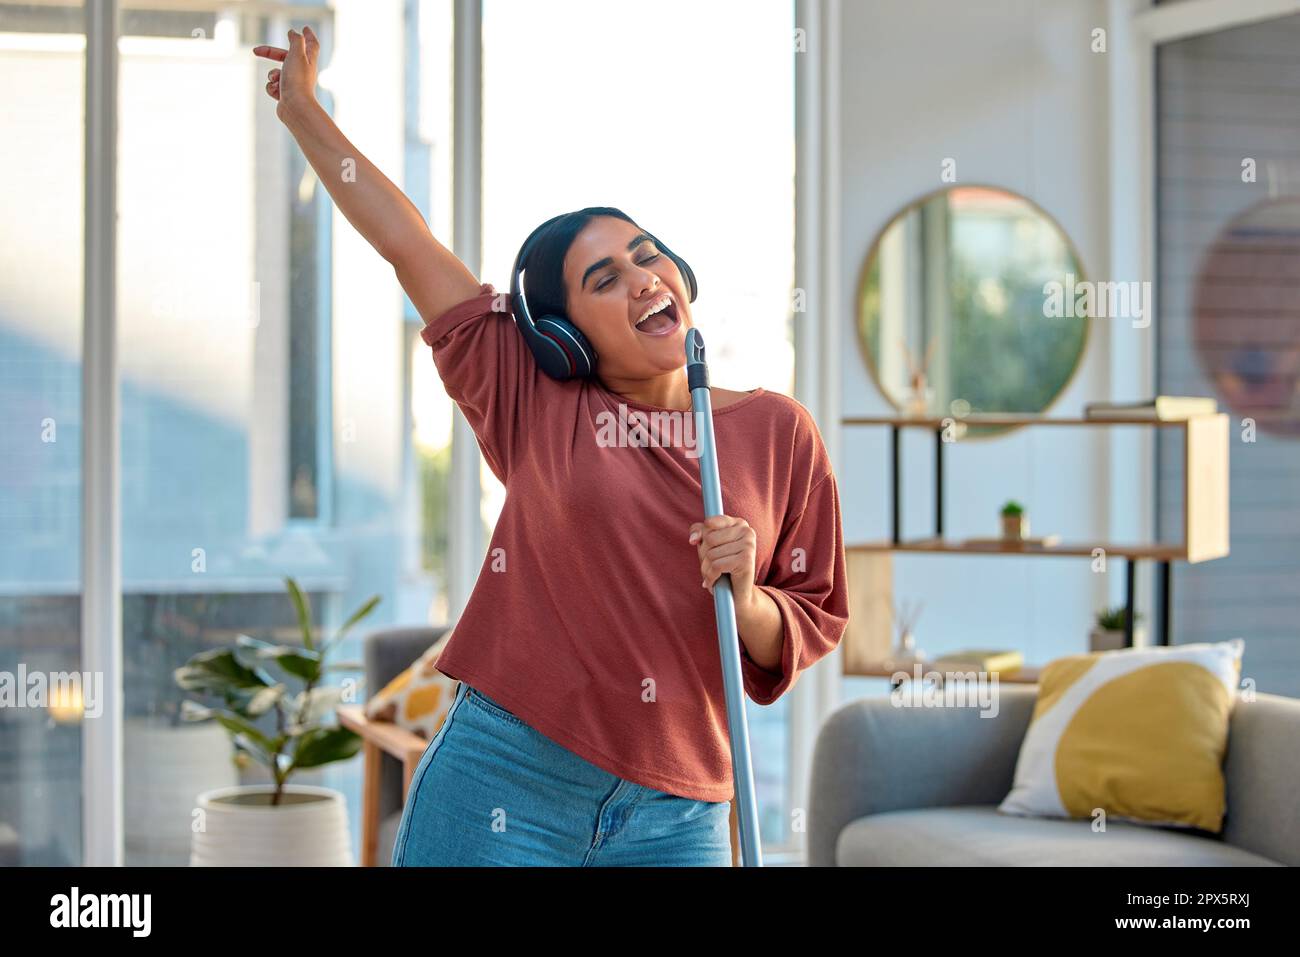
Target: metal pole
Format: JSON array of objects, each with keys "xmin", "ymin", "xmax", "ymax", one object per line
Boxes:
[
  {"xmin": 1158, "ymin": 559, "xmax": 1171, "ymax": 646},
  {"xmin": 1124, "ymin": 558, "xmax": 1136, "ymax": 648},
  {"xmin": 83, "ymin": 0, "xmax": 123, "ymax": 867},
  {"xmin": 686, "ymin": 331, "xmax": 762, "ymax": 867},
  {"xmin": 934, "ymin": 427, "xmax": 944, "ymax": 538},
  {"xmin": 891, "ymin": 425, "xmax": 901, "ymax": 544},
  {"xmin": 448, "ymin": 0, "xmax": 483, "ymax": 619}
]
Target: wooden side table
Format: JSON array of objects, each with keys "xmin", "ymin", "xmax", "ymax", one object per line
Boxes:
[
  {"xmin": 339, "ymin": 704, "xmax": 741, "ymax": 866},
  {"xmin": 337, "ymin": 704, "xmax": 429, "ymax": 867}
]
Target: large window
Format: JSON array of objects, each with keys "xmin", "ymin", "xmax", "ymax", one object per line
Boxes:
[
  {"xmin": 0, "ymin": 0, "xmax": 86, "ymax": 867},
  {"xmin": 115, "ymin": 1, "xmax": 456, "ymax": 865},
  {"xmin": 2, "ymin": 0, "xmax": 796, "ymax": 863},
  {"xmin": 0, "ymin": 0, "xmax": 455, "ymax": 865},
  {"xmin": 481, "ymin": 0, "xmax": 798, "ymax": 849},
  {"xmin": 286, "ymin": 134, "xmax": 331, "ymax": 522},
  {"xmin": 1156, "ymin": 14, "xmax": 1300, "ymax": 697}
]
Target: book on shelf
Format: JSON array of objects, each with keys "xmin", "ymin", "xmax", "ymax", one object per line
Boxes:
[
  {"xmin": 930, "ymin": 649, "xmax": 1024, "ymax": 675},
  {"xmin": 1084, "ymin": 396, "xmax": 1218, "ymax": 420}
]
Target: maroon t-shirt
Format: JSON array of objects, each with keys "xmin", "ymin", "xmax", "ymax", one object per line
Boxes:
[{"xmin": 422, "ymin": 283, "xmax": 849, "ymax": 801}]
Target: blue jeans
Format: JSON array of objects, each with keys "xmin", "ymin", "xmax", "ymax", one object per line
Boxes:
[{"xmin": 390, "ymin": 681, "xmax": 733, "ymax": 867}]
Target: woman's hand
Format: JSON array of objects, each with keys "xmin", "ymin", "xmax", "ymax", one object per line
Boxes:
[
  {"xmin": 253, "ymin": 25, "xmax": 320, "ymax": 121},
  {"xmin": 689, "ymin": 515, "xmax": 758, "ymax": 607}
]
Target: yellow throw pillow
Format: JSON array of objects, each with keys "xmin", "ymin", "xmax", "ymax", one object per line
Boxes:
[
  {"xmin": 363, "ymin": 631, "xmax": 459, "ymax": 738},
  {"xmin": 998, "ymin": 639, "xmax": 1244, "ymax": 833}
]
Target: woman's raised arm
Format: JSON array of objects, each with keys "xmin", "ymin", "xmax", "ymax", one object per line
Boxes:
[{"xmin": 255, "ymin": 26, "xmax": 481, "ymax": 322}]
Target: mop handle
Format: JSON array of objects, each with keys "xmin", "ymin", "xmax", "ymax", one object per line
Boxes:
[{"xmin": 685, "ymin": 329, "xmax": 764, "ymax": 867}]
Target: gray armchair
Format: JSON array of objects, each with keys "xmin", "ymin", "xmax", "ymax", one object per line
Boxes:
[
  {"xmin": 362, "ymin": 624, "xmax": 450, "ymax": 866},
  {"xmin": 809, "ymin": 684, "xmax": 1299, "ymax": 866}
]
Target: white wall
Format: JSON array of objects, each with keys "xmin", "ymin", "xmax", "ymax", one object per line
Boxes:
[{"xmin": 837, "ymin": 0, "xmax": 1116, "ymax": 671}]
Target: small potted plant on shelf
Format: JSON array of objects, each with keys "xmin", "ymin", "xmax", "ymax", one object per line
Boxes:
[
  {"xmin": 175, "ymin": 576, "xmax": 379, "ymax": 867},
  {"xmin": 1000, "ymin": 500, "xmax": 1028, "ymax": 540},
  {"xmin": 1090, "ymin": 605, "xmax": 1146, "ymax": 652}
]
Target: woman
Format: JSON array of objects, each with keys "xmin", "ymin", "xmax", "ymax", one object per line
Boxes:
[{"xmin": 256, "ymin": 27, "xmax": 849, "ymax": 867}]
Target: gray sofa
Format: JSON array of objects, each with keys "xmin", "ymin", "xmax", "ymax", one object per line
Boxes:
[
  {"xmin": 363, "ymin": 625, "xmax": 449, "ymax": 866},
  {"xmin": 809, "ymin": 683, "xmax": 1299, "ymax": 866}
]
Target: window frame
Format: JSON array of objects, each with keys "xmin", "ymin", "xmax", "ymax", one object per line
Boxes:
[{"xmin": 283, "ymin": 134, "xmax": 336, "ymax": 530}]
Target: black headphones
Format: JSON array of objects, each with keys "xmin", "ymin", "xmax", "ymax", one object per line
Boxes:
[{"xmin": 509, "ymin": 215, "xmax": 699, "ymax": 381}]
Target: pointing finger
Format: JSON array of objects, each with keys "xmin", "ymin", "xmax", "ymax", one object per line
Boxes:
[{"xmin": 253, "ymin": 45, "xmax": 287, "ymax": 62}]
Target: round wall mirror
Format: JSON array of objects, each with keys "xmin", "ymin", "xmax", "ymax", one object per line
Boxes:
[{"xmin": 856, "ymin": 185, "xmax": 1089, "ymax": 436}]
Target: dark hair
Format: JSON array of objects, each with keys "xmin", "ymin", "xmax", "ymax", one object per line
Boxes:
[{"xmin": 517, "ymin": 206, "xmax": 640, "ymax": 320}]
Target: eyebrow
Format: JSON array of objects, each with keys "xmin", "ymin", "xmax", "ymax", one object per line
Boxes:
[{"xmin": 581, "ymin": 233, "xmax": 655, "ymax": 290}]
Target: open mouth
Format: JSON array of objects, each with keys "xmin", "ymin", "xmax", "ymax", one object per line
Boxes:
[{"xmin": 633, "ymin": 297, "xmax": 681, "ymax": 337}]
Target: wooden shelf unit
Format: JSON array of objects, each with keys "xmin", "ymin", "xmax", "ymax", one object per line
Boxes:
[
  {"xmin": 849, "ymin": 537, "xmax": 1187, "ymax": 560},
  {"xmin": 840, "ymin": 412, "xmax": 1230, "ymax": 672},
  {"xmin": 845, "ymin": 413, "xmax": 1219, "ymax": 428}
]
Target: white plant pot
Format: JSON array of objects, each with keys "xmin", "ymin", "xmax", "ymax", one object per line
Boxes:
[{"xmin": 190, "ymin": 784, "xmax": 354, "ymax": 867}]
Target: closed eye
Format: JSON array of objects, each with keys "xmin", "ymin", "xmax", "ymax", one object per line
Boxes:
[{"xmin": 595, "ymin": 254, "xmax": 661, "ymax": 292}]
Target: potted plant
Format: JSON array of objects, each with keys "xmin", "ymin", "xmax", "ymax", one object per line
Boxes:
[
  {"xmin": 176, "ymin": 576, "xmax": 379, "ymax": 866},
  {"xmin": 1000, "ymin": 500, "xmax": 1028, "ymax": 540},
  {"xmin": 1090, "ymin": 605, "xmax": 1146, "ymax": 652}
]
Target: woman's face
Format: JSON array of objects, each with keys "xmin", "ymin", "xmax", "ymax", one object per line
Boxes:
[{"xmin": 562, "ymin": 216, "xmax": 693, "ymax": 378}]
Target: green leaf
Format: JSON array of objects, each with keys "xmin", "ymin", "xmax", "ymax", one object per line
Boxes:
[
  {"xmin": 284, "ymin": 576, "xmax": 314, "ymax": 651},
  {"xmin": 230, "ymin": 735, "xmax": 274, "ymax": 770},
  {"xmin": 233, "ymin": 635, "xmax": 323, "ymax": 683},
  {"xmin": 275, "ymin": 653, "xmax": 322, "ymax": 682},
  {"xmin": 321, "ymin": 595, "xmax": 381, "ymax": 658},
  {"xmin": 290, "ymin": 726, "xmax": 362, "ymax": 770},
  {"xmin": 291, "ymin": 686, "xmax": 349, "ymax": 724},
  {"xmin": 224, "ymin": 685, "xmax": 267, "ymax": 715},
  {"xmin": 174, "ymin": 648, "xmax": 271, "ymax": 695},
  {"xmin": 243, "ymin": 684, "xmax": 286, "ymax": 717},
  {"xmin": 179, "ymin": 699, "xmax": 214, "ymax": 722},
  {"xmin": 213, "ymin": 710, "xmax": 277, "ymax": 757},
  {"xmin": 234, "ymin": 634, "xmax": 297, "ymax": 659}
]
